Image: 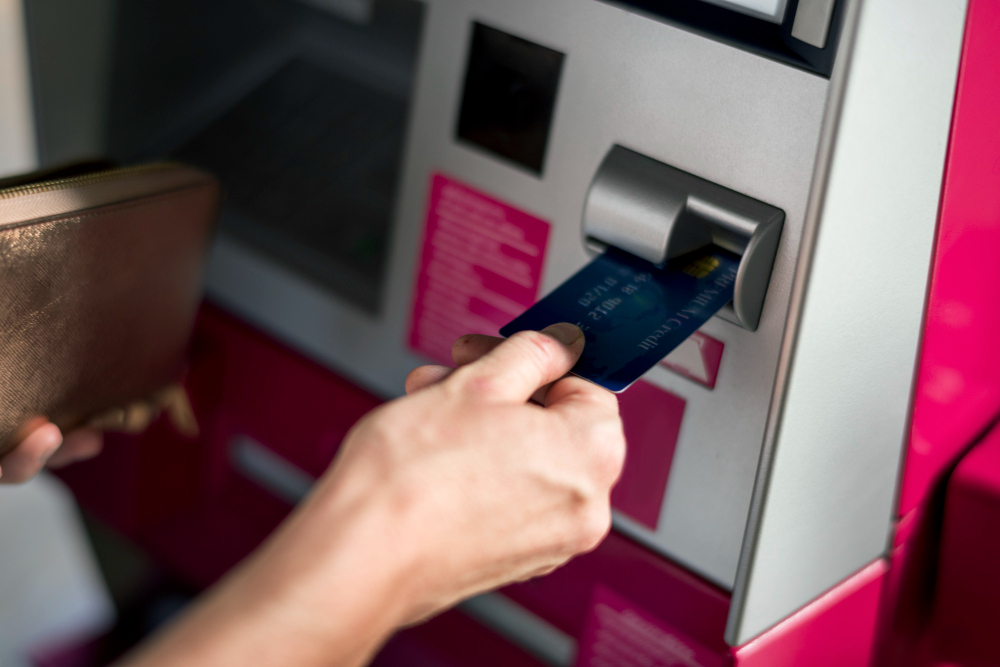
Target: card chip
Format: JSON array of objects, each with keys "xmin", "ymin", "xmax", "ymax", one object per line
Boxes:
[{"xmin": 682, "ymin": 256, "xmax": 720, "ymax": 279}]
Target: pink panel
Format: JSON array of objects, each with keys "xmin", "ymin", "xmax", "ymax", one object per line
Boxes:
[
  {"xmin": 901, "ymin": 0, "xmax": 1000, "ymax": 516},
  {"xmin": 869, "ymin": 491, "xmax": 958, "ymax": 667},
  {"xmin": 503, "ymin": 532, "xmax": 731, "ymax": 657},
  {"xmin": 660, "ymin": 331, "xmax": 725, "ymax": 389},
  {"xmin": 927, "ymin": 422, "xmax": 1000, "ymax": 664},
  {"xmin": 733, "ymin": 560, "xmax": 886, "ymax": 667},
  {"xmin": 612, "ymin": 381, "xmax": 686, "ymax": 528},
  {"xmin": 409, "ymin": 173, "xmax": 550, "ymax": 364},
  {"xmin": 575, "ymin": 585, "xmax": 725, "ymax": 667}
]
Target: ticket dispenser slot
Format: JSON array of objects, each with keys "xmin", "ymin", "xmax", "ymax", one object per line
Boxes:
[{"xmin": 583, "ymin": 145, "xmax": 784, "ymax": 331}]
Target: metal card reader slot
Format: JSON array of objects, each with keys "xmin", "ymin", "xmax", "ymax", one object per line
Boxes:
[{"xmin": 583, "ymin": 145, "xmax": 784, "ymax": 331}]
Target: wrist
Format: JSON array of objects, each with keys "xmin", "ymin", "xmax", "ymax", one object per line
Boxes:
[
  {"xmin": 123, "ymin": 470, "xmax": 422, "ymax": 667},
  {"xmin": 250, "ymin": 478, "xmax": 420, "ymax": 659}
]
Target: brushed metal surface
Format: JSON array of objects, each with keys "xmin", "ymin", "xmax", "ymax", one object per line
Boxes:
[
  {"xmin": 791, "ymin": 0, "xmax": 837, "ymax": 48},
  {"xmin": 726, "ymin": 0, "xmax": 968, "ymax": 644},
  {"xmin": 583, "ymin": 146, "xmax": 714, "ymax": 265},
  {"xmin": 208, "ymin": 0, "xmax": 828, "ymax": 588},
  {"xmin": 378, "ymin": 0, "xmax": 826, "ymax": 589},
  {"xmin": 0, "ymin": 0, "xmax": 36, "ymax": 176},
  {"xmin": 582, "ymin": 145, "xmax": 785, "ymax": 330}
]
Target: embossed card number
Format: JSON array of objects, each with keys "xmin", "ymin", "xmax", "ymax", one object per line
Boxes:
[{"xmin": 501, "ymin": 247, "xmax": 738, "ymax": 393}]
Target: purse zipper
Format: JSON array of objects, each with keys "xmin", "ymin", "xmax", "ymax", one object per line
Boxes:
[{"xmin": 0, "ymin": 162, "xmax": 182, "ymax": 200}]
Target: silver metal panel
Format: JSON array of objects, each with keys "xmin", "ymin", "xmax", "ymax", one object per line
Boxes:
[
  {"xmin": 791, "ymin": 0, "xmax": 837, "ymax": 48},
  {"xmin": 393, "ymin": 0, "xmax": 827, "ymax": 589},
  {"xmin": 206, "ymin": 0, "xmax": 828, "ymax": 588},
  {"xmin": 582, "ymin": 145, "xmax": 785, "ymax": 331},
  {"xmin": 206, "ymin": 235, "xmax": 424, "ymax": 399},
  {"xmin": 726, "ymin": 0, "xmax": 968, "ymax": 644},
  {"xmin": 0, "ymin": 0, "xmax": 37, "ymax": 176}
]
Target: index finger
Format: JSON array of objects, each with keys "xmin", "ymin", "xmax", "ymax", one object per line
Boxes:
[
  {"xmin": 448, "ymin": 323, "xmax": 584, "ymax": 404},
  {"xmin": 544, "ymin": 374, "xmax": 620, "ymax": 414}
]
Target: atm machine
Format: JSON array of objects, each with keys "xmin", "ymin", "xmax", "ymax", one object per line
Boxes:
[{"xmin": 15, "ymin": 0, "xmax": 1000, "ymax": 664}]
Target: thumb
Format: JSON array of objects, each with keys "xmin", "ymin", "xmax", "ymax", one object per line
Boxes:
[{"xmin": 448, "ymin": 323, "xmax": 584, "ymax": 404}]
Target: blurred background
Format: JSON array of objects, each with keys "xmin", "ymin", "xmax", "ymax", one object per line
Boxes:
[{"xmin": 1, "ymin": 0, "xmax": 426, "ymax": 663}]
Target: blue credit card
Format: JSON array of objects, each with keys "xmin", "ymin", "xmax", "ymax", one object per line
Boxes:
[{"xmin": 500, "ymin": 246, "xmax": 739, "ymax": 392}]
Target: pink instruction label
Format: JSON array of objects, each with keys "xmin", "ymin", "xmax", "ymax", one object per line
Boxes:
[
  {"xmin": 576, "ymin": 585, "xmax": 725, "ymax": 667},
  {"xmin": 659, "ymin": 331, "xmax": 725, "ymax": 389},
  {"xmin": 408, "ymin": 173, "xmax": 550, "ymax": 364},
  {"xmin": 613, "ymin": 381, "xmax": 686, "ymax": 529}
]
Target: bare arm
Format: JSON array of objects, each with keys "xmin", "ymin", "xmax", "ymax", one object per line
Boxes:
[{"xmin": 119, "ymin": 323, "xmax": 626, "ymax": 667}]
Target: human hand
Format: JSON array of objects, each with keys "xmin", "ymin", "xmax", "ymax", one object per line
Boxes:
[
  {"xmin": 0, "ymin": 422, "xmax": 103, "ymax": 484},
  {"xmin": 0, "ymin": 385, "xmax": 196, "ymax": 484},
  {"xmin": 123, "ymin": 323, "xmax": 625, "ymax": 667},
  {"xmin": 286, "ymin": 323, "xmax": 625, "ymax": 627},
  {"xmin": 349, "ymin": 323, "xmax": 626, "ymax": 622}
]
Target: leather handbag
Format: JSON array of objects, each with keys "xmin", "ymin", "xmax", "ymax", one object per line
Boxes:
[{"xmin": 0, "ymin": 161, "xmax": 220, "ymax": 456}]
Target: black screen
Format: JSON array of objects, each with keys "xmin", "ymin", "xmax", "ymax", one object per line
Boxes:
[
  {"xmin": 456, "ymin": 23, "xmax": 565, "ymax": 175},
  {"xmin": 608, "ymin": 0, "xmax": 843, "ymax": 77}
]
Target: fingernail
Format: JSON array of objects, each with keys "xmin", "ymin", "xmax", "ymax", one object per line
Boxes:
[{"xmin": 541, "ymin": 322, "xmax": 584, "ymax": 346}]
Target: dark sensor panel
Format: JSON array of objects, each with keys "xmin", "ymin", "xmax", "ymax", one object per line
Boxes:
[
  {"xmin": 607, "ymin": 0, "xmax": 845, "ymax": 77},
  {"xmin": 456, "ymin": 23, "xmax": 565, "ymax": 175}
]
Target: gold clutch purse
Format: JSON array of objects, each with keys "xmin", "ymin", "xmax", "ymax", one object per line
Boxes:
[{"xmin": 0, "ymin": 161, "xmax": 220, "ymax": 456}]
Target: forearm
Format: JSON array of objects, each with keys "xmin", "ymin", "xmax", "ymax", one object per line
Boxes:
[
  {"xmin": 114, "ymin": 325, "xmax": 622, "ymax": 666},
  {"xmin": 119, "ymin": 475, "xmax": 415, "ymax": 667}
]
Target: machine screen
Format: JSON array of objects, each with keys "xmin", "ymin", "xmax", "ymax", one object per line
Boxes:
[
  {"xmin": 699, "ymin": 0, "xmax": 787, "ymax": 22},
  {"xmin": 456, "ymin": 23, "xmax": 565, "ymax": 175}
]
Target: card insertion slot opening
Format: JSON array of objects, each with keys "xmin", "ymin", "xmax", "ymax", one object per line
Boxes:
[{"xmin": 582, "ymin": 145, "xmax": 784, "ymax": 331}]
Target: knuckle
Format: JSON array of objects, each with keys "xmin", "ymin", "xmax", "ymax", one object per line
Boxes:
[
  {"xmin": 449, "ymin": 366, "xmax": 495, "ymax": 397},
  {"xmin": 575, "ymin": 503, "xmax": 612, "ymax": 553},
  {"xmin": 570, "ymin": 413, "xmax": 626, "ymax": 486},
  {"xmin": 593, "ymin": 445, "xmax": 625, "ymax": 489},
  {"xmin": 352, "ymin": 405, "xmax": 404, "ymax": 449},
  {"xmin": 592, "ymin": 421, "xmax": 627, "ymax": 485}
]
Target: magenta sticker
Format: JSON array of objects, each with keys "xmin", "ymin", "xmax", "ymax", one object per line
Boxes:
[
  {"xmin": 409, "ymin": 173, "xmax": 550, "ymax": 364},
  {"xmin": 575, "ymin": 585, "xmax": 726, "ymax": 667},
  {"xmin": 659, "ymin": 331, "xmax": 725, "ymax": 389},
  {"xmin": 613, "ymin": 381, "xmax": 686, "ymax": 529}
]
